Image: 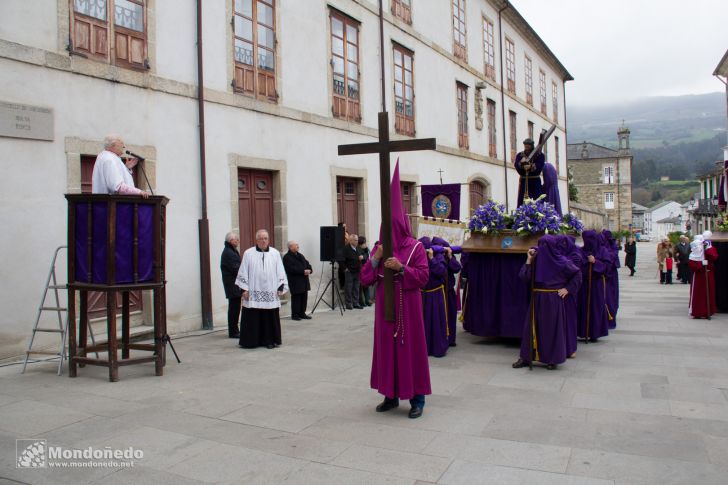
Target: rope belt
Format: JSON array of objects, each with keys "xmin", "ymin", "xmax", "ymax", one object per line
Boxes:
[{"xmin": 422, "ymin": 284, "xmax": 449, "ymax": 336}]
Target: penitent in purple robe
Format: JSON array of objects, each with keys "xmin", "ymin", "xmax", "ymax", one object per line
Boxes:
[
  {"xmin": 432, "ymin": 237, "xmax": 462, "ymax": 346},
  {"xmin": 360, "ymin": 163, "xmax": 431, "ymax": 400},
  {"xmin": 518, "ymin": 235, "xmax": 582, "ymax": 366},
  {"xmin": 459, "ymin": 252, "xmax": 470, "ymax": 331},
  {"xmin": 563, "ymin": 236, "xmax": 583, "ymax": 357},
  {"xmin": 419, "ymin": 237, "xmax": 449, "ymax": 357},
  {"xmin": 601, "ymin": 231, "xmax": 620, "ymax": 329},
  {"xmin": 577, "ymin": 230, "xmax": 610, "ymax": 341},
  {"xmin": 515, "ymin": 150, "xmax": 545, "ymax": 207},
  {"xmin": 541, "ymin": 162, "xmax": 562, "ymax": 215}
]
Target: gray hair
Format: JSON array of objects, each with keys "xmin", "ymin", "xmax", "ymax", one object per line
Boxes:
[
  {"xmin": 287, "ymin": 240, "xmax": 297, "ymax": 249},
  {"xmin": 103, "ymin": 134, "xmax": 123, "ymax": 150},
  {"xmin": 255, "ymin": 229, "xmax": 269, "ymax": 239},
  {"xmin": 225, "ymin": 232, "xmax": 238, "ymax": 243}
]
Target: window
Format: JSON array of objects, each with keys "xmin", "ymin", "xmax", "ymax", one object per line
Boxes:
[
  {"xmin": 603, "ymin": 165, "xmax": 615, "ymax": 184},
  {"xmin": 483, "ymin": 17, "xmax": 495, "ymax": 80},
  {"xmin": 552, "ymin": 80, "xmax": 559, "ymax": 123},
  {"xmin": 487, "ymin": 99, "xmax": 497, "ymax": 158},
  {"xmin": 554, "ymin": 135, "xmax": 560, "ymax": 172},
  {"xmin": 524, "ymin": 55, "xmax": 533, "ymax": 106},
  {"xmin": 391, "ymin": 0, "xmax": 412, "ymax": 24},
  {"xmin": 509, "ymin": 110, "xmax": 517, "ymax": 162},
  {"xmin": 539, "ymin": 69, "xmax": 547, "ymax": 115},
  {"xmin": 527, "ymin": 121, "xmax": 534, "ymax": 141},
  {"xmin": 505, "ymin": 37, "xmax": 516, "ymax": 94},
  {"xmin": 330, "ymin": 11, "xmax": 360, "ymax": 121},
  {"xmin": 457, "ymin": 82, "xmax": 469, "ymax": 149},
  {"xmin": 605, "ymin": 192, "xmax": 615, "ymax": 209},
  {"xmin": 393, "ymin": 44, "xmax": 415, "ymax": 136},
  {"xmin": 70, "ymin": 0, "xmax": 147, "ymax": 69},
  {"xmin": 452, "ymin": 0, "xmax": 467, "ymax": 60},
  {"xmin": 470, "ymin": 181, "xmax": 487, "ymax": 213},
  {"xmin": 233, "ymin": 0, "xmax": 277, "ymax": 101}
]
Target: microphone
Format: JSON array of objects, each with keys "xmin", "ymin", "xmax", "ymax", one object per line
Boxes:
[{"xmin": 125, "ymin": 150, "xmax": 145, "ymax": 162}]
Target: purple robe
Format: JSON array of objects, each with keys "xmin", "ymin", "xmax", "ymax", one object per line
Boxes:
[
  {"xmin": 360, "ymin": 162, "xmax": 431, "ymax": 400},
  {"xmin": 542, "ymin": 162, "xmax": 562, "ymax": 215},
  {"xmin": 432, "ymin": 237, "xmax": 462, "ymax": 345},
  {"xmin": 563, "ymin": 236, "xmax": 583, "ymax": 356},
  {"xmin": 601, "ymin": 231, "xmax": 620, "ymax": 329},
  {"xmin": 518, "ymin": 238, "xmax": 582, "ymax": 366},
  {"xmin": 515, "ymin": 151, "xmax": 545, "ymax": 206},
  {"xmin": 421, "ymin": 252, "xmax": 449, "ymax": 357},
  {"xmin": 460, "ymin": 252, "xmax": 471, "ymax": 331},
  {"xmin": 577, "ymin": 231, "xmax": 610, "ymax": 341}
]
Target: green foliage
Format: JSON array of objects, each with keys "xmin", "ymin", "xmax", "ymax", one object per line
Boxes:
[
  {"xmin": 567, "ymin": 165, "xmax": 578, "ymax": 202},
  {"xmin": 651, "ymin": 189, "xmax": 662, "ymax": 201},
  {"xmin": 667, "ymin": 231, "xmax": 685, "ymax": 246}
]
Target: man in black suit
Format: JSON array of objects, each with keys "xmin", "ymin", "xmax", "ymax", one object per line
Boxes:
[
  {"xmin": 282, "ymin": 241, "xmax": 313, "ymax": 320},
  {"xmin": 343, "ymin": 233, "xmax": 363, "ymax": 309},
  {"xmin": 220, "ymin": 232, "xmax": 242, "ymax": 338}
]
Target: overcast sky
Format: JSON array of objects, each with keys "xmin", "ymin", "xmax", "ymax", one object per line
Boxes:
[{"xmin": 511, "ymin": 0, "xmax": 728, "ymax": 107}]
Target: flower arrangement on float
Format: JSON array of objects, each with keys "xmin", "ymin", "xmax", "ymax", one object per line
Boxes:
[{"xmin": 467, "ymin": 195, "xmax": 583, "ymax": 236}]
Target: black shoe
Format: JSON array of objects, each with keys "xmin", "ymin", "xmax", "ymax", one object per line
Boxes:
[
  {"xmin": 354, "ymin": 305, "xmax": 364, "ymax": 309},
  {"xmin": 375, "ymin": 398, "xmax": 399, "ymax": 412},
  {"xmin": 266, "ymin": 344, "xmax": 275, "ymax": 349},
  {"xmin": 512, "ymin": 358, "xmax": 529, "ymax": 368},
  {"xmin": 229, "ymin": 333, "xmax": 240, "ymax": 339},
  {"xmin": 449, "ymin": 342, "xmax": 457, "ymax": 347},
  {"xmin": 301, "ymin": 314, "xmax": 312, "ymax": 319},
  {"xmin": 346, "ymin": 306, "xmax": 353, "ymax": 310},
  {"xmin": 292, "ymin": 316, "xmax": 301, "ymax": 321},
  {"xmin": 546, "ymin": 364, "xmax": 557, "ymax": 370},
  {"xmin": 408, "ymin": 407, "xmax": 423, "ymax": 419}
]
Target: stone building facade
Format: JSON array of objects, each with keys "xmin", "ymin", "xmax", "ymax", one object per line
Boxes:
[
  {"xmin": 567, "ymin": 127, "xmax": 633, "ymax": 231},
  {"xmin": 0, "ymin": 0, "xmax": 571, "ymax": 359}
]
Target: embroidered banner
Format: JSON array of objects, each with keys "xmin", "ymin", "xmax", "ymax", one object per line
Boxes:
[{"xmin": 421, "ymin": 183, "xmax": 461, "ymax": 220}]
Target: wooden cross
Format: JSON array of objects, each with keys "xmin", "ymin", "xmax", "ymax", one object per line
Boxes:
[
  {"xmin": 338, "ymin": 113, "xmax": 436, "ymax": 321},
  {"xmin": 437, "ymin": 168, "xmax": 444, "ymax": 185}
]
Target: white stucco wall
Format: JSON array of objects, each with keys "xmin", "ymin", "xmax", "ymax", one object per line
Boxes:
[{"xmin": 0, "ymin": 0, "xmax": 571, "ymax": 359}]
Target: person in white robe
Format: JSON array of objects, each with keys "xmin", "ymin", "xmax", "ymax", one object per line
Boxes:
[
  {"xmin": 235, "ymin": 229, "xmax": 289, "ymax": 349},
  {"xmin": 91, "ymin": 134, "xmax": 149, "ymax": 197}
]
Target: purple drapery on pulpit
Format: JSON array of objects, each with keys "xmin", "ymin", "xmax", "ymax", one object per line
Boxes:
[
  {"xmin": 74, "ymin": 202, "xmax": 155, "ymax": 284},
  {"xmin": 421, "ymin": 184, "xmax": 461, "ymax": 220},
  {"xmin": 719, "ymin": 160, "xmax": 727, "ymax": 211},
  {"xmin": 463, "ymin": 253, "xmax": 529, "ymax": 338}
]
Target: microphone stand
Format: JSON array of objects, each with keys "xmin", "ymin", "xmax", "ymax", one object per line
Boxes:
[{"xmin": 127, "ymin": 150, "xmax": 154, "ymax": 195}]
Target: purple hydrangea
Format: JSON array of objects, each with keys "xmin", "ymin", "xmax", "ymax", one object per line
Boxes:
[
  {"xmin": 469, "ymin": 200, "xmax": 509, "ymax": 234},
  {"xmin": 512, "ymin": 196, "xmax": 562, "ymax": 235},
  {"xmin": 560, "ymin": 212, "xmax": 585, "ymax": 234}
]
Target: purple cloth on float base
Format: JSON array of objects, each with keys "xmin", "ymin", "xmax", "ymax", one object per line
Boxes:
[
  {"xmin": 460, "ymin": 252, "xmax": 470, "ymax": 331},
  {"xmin": 421, "ymin": 249, "xmax": 449, "ymax": 357},
  {"xmin": 360, "ymin": 161, "xmax": 431, "ymax": 400},
  {"xmin": 515, "ymin": 151, "xmax": 545, "ymax": 207},
  {"xmin": 541, "ymin": 163, "xmax": 562, "ymax": 215},
  {"xmin": 74, "ymin": 202, "xmax": 155, "ymax": 284},
  {"xmin": 462, "ymin": 252, "xmax": 529, "ymax": 338},
  {"xmin": 577, "ymin": 231, "xmax": 610, "ymax": 341}
]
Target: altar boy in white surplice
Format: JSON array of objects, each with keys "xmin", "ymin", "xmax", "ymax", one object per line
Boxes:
[{"xmin": 235, "ymin": 229, "xmax": 289, "ymax": 349}]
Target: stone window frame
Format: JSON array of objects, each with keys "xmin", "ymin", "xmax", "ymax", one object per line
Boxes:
[
  {"xmin": 604, "ymin": 191, "xmax": 615, "ymax": 209},
  {"xmin": 482, "ymin": 15, "xmax": 496, "ymax": 81},
  {"xmin": 467, "ymin": 174, "xmax": 492, "ymax": 214}
]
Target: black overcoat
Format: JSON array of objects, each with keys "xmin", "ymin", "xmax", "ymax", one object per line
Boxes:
[
  {"xmin": 220, "ymin": 242, "xmax": 242, "ymax": 299},
  {"xmin": 283, "ymin": 251, "xmax": 312, "ymax": 294}
]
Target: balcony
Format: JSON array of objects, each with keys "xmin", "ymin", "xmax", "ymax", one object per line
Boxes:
[{"xmin": 692, "ymin": 198, "xmax": 721, "ymax": 216}]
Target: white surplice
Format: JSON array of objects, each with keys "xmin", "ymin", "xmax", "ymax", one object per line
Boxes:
[{"xmin": 235, "ymin": 246, "xmax": 289, "ymax": 309}]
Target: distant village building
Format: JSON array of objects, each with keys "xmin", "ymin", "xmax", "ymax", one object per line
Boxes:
[
  {"xmin": 0, "ymin": 1, "xmax": 572, "ymax": 359},
  {"xmin": 567, "ymin": 126, "xmax": 633, "ymax": 230},
  {"xmin": 688, "ymin": 163, "xmax": 724, "ymax": 233},
  {"xmin": 631, "ymin": 202, "xmax": 648, "ymax": 234},
  {"xmin": 644, "ymin": 200, "xmax": 683, "ymax": 238}
]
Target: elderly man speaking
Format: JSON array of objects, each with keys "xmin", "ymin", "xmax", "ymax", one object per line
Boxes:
[
  {"xmin": 91, "ymin": 134, "xmax": 149, "ymax": 197},
  {"xmin": 236, "ymin": 229, "xmax": 289, "ymax": 349}
]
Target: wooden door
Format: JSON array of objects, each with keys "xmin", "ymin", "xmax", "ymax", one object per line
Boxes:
[
  {"xmin": 401, "ymin": 182, "xmax": 415, "ymax": 216},
  {"xmin": 336, "ymin": 177, "xmax": 359, "ymax": 234},
  {"xmin": 80, "ymin": 155, "xmax": 142, "ymax": 318},
  {"xmin": 469, "ymin": 181, "xmax": 486, "ymax": 214},
  {"xmin": 238, "ymin": 169, "xmax": 275, "ymax": 249}
]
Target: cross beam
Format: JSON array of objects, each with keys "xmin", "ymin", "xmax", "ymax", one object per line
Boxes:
[{"xmin": 338, "ymin": 112, "xmax": 436, "ymax": 321}]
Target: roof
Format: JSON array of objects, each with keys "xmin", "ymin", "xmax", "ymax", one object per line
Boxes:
[
  {"xmin": 567, "ymin": 142, "xmax": 618, "ymax": 160},
  {"xmin": 648, "ymin": 200, "xmax": 680, "ymax": 212},
  {"xmin": 656, "ymin": 216, "xmax": 682, "ymax": 224},
  {"xmin": 714, "ymin": 49, "xmax": 728, "ymax": 77},
  {"xmin": 631, "ymin": 203, "xmax": 648, "ymax": 212},
  {"xmin": 489, "ymin": 0, "xmax": 573, "ymax": 82}
]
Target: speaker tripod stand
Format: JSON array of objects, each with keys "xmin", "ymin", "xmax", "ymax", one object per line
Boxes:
[{"xmin": 311, "ymin": 261, "xmax": 345, "ymax": 316}]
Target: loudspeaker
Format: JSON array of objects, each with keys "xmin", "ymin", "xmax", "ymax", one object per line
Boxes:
[{"xmin": 320, "ymin": 226, "xmax": 345, "ymax": 262}]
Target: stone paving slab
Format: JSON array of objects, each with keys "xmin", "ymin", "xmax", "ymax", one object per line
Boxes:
[{"xmin": 1, "ymin": 242, "xmax": 728, "ymax": 484}]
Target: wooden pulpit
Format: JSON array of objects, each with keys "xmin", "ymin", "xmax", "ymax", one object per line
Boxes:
[{"xmin": 65, "ymin": 194, "xmax": 169, "ymax": 381}]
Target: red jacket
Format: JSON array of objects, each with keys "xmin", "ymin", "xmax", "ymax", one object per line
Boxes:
[{"xmin": 665, "ymin": 257, "xmax": 673, "ymax": 271}]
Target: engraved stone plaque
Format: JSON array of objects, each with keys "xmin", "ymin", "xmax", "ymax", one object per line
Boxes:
[{"xmin": 0, "ymin": 101, "xmax": 54, "ymax": 141}]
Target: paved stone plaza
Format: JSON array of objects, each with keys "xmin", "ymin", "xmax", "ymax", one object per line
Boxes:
[{"xmin": 1, "ymin": 242, "xmax": 728, "ymax": 484}]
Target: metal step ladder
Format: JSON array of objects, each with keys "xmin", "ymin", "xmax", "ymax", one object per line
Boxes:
[{"xmin": 22, "ymin": 246, "xmax": 97, "ymax": 376}]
